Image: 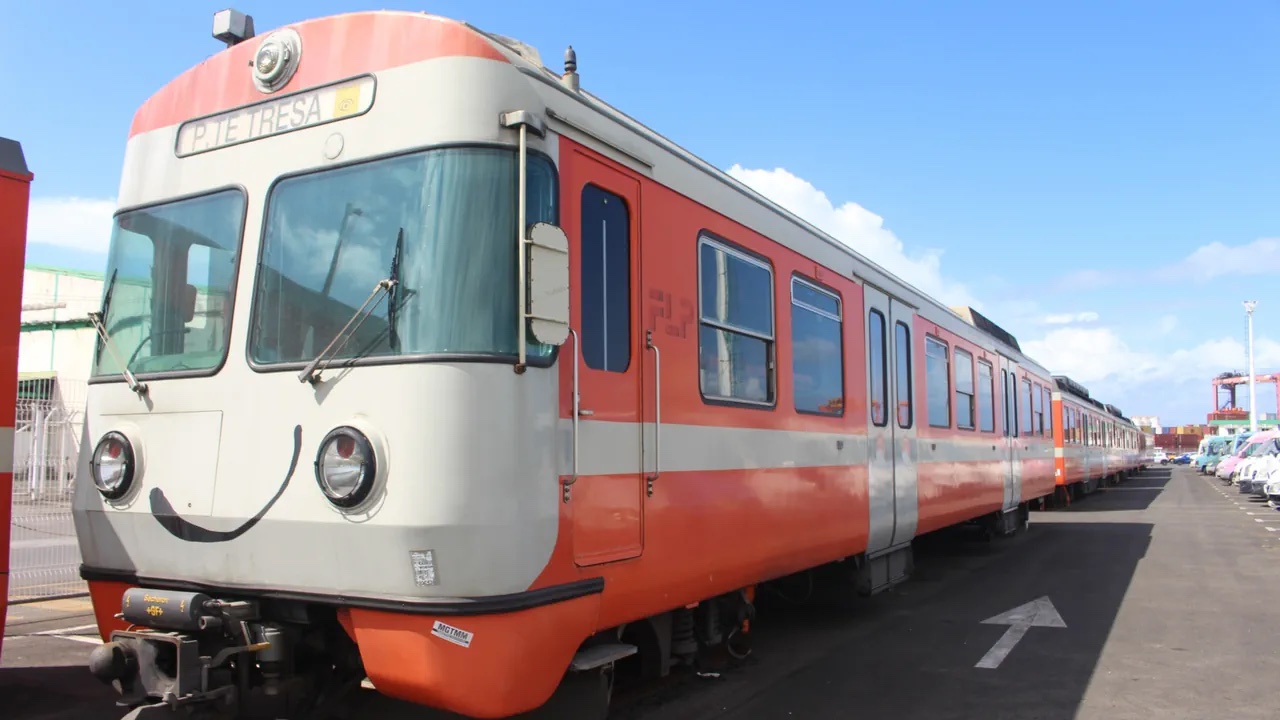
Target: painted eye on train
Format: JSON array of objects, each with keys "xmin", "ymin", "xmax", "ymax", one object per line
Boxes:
[
  {"xmin": 314, "ymin": 427, "xmax": 377, "ymax": 509},
  {"xmin": 91, "ymin": 432, "xmax": 136, "ymax": 500}
]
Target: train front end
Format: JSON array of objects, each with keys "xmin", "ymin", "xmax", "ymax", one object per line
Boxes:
[{"xmin": 72, "ymin": 10, "xmax": 582, "ymax": 719}]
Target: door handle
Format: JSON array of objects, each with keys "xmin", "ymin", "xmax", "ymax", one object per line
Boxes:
[
  {"xmin": 646, "ymin": 330, "xmax": 661, "ymax": 496},
  {"xmin": 564, "ymin": 329, "xmax": 582, "ymax": 503}
]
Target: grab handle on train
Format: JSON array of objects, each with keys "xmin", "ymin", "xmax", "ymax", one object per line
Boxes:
[
  {"xmin": 564, "ymin": 328, "xmax": 582, "ymax": 503},
  {"xmin": 646, "ymin": 330, "xmax": 661, "ymax": 496}
]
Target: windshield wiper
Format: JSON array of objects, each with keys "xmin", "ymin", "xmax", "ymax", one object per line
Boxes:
[
  {"xmin": 87, "ymin": 269, "xmax": 148, "ymax": 396},
  {"xmin": 298, "ymin": 227, "xmax": 403, "ymax": 385},
  {"xmin": 388, "ymin": 228, "xmax": 404, "ymax": 351}
]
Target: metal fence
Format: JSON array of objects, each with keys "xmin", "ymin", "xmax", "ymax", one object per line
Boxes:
[{"xmin": 8, "ymin": 375, "xmax": 88, "ymax": 603}]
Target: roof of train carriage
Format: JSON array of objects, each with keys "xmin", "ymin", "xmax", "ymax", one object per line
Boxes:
[
  {"xmin": 133, "ymin": 10, "xmax": 1053, "ymax": 376},
  {"xmin": 1052, "ymin": 374, "xmax": 1131, "ymax": 424},
  {"xmin": 459, "ymin": 21, "xmax": 1061, "ymax": 376}
]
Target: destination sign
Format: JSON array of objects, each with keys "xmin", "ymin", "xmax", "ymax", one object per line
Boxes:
[{"xmin": 176, "ymin": 75, "xmax": 376, "ymax": 157}]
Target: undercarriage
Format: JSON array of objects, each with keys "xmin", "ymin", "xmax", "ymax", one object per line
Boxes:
[{"xmin": 87, "ymin": 587, "xmax": 364, "ymax": 720}]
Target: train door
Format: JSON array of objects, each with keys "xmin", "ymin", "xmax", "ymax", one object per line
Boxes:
[
  {"xmin": 998, "ymin": 356, "xmax": 1022, "ymax": 509},
  {"xmin": 564, "ymin": 150, "xmax": 644, "ymax": 567},
  {"xmin": 863, "ymin": 286, "xmax": 917, "ymax": 587}
]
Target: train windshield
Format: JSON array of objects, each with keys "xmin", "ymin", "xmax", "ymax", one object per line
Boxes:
[
  {"xmin": 249, "ymin": 147, "xmax": 557, "ymax": 366},
  {"xmin": 91, "ymin": 189, "xmax": 246, "ymax": 378}
]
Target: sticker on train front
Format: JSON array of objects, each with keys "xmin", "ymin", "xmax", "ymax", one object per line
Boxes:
[{"xmin": 431, "ymin": 620, "xmax": 474, "ymax": 648}]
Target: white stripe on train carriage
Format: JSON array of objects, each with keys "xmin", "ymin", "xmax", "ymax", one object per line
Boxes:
[
  {"xmin": 0, "ymin": 426, "xmax": 13, "ymax": 474},
  {"xmin": 559, "ymin": 419, "xmax": 1054, "ymax": 478}
]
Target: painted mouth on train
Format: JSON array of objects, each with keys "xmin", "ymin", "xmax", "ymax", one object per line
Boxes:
[{"xmin": 150, "ymin": 424, "xmax": 301, "ymax": 543}]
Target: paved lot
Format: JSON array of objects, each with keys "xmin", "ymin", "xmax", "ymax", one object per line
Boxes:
[{"xmin": 6, "ymin": 465, "xmax": 1280, "ymax": 719}]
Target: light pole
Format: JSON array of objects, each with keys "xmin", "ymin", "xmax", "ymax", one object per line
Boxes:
[{"xmin": 1245, "ymin": 300, "xmax": 1258, "ymax": 432}]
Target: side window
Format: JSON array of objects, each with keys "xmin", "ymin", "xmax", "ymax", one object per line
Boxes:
[
  {"xmin": 868, "ymin": 309, "xmax": 888, "ymax": 426},
  {"xmin": 1033, "ymin": 382, "xmax": 1044, "ymax": 436},
  {"xmin": 698, "ymin": 236, "xmax": 774, "ymax": 405},
  {"xmin": 791, "ymin": 277, "xmax": 843, "ymax": 415},
  {"xmin": 977, "ymin": 359, "xmax": 995, "ymax": 432},
  {"xmin": 925, "ymin": 336, "xmax": 951, "ymax": 428},
  {"xmin": 1011, "ymin": 372, "xmax": 1020, "ymax": 437},
  {"xmin": 581, "ymin": 184, "xmax": 631, "ymax": 372},
  {"xmin": 895, "ymin": 321, "xmax": 913, "ymax": 428},
  {"xmin": 1001, "ymin": 368, "xmax": 1011, "ymax": 437},
  {"xmin": 1020, "ymin": 377, "xmax": 1033, "ymax": 435},
  {"xmin": 954, "ymin": 348, "xmax": 975, "ymax": 431},
  {"xmin": 1006, "ymin": 369, "xmax": 1020, "ymax": 437},
  {"xmin": 1044, "ymin": 387, "xmax": 1052, "ymax": 436}
]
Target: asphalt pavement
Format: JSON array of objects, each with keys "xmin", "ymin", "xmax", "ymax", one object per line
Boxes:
[{"xmin": 5, "ymin": 465, "xmax": 1280, "ymax": 720}]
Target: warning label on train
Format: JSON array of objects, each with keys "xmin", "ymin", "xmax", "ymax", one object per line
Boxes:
[
  {"xmin": 431, "ymin": 620, "xmax": 474, "ymax": 648},
  {"xmin": 175, "ymin": 75, "xmax": 376, "ymax": 157}
]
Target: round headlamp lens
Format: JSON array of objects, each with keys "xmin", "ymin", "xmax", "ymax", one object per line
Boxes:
[
  {"xmin": 92, "ymin": 432, "xmax": 134, "ymax": 499},
  {"xmin": 315, "ymin": 428, "xmax": 375, "ymax": 508}
]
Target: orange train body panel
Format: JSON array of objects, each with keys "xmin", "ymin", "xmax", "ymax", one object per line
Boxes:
[
  {"xmin": 914, "ymin": 460, "xmax": 1006, "ymax": 535},
  {"xmin": 0, "ymin": 138, "xmax": 32, "ymax": 661},
  {"xmin": 348, "ymin": 597, "xmax": 603, "ymax": 718},
  {"xmin": 533, "ymin": 136, "xmax": 1054, "ymax": 627},
  {"xmin": 535, "ymin": 465, "xmax": 871, "ymax": 629},
  {"xmin": 88, "ymin": 580, "xmax": 136, "ymax": 642}
]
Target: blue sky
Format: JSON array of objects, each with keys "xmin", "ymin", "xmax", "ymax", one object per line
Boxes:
[{"xmin": 4, "ymin": 0, "xmax": 1279, "ymax": 425}]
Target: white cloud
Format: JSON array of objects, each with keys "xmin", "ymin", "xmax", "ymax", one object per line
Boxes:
[
  {"xmin": 1155, "ymin": 237, "xmax": 1280, "ymax": 283},
  {"xmin": 1051, "ymin": 237, "xmax": 1280, "ymax": 290},
  {"xmin": 1042, "ymin": 311, "xmax": 1099, "ymax": 325},
  {"xmin": 27, "ymin": 197, "xmax": 116, "ymax": 253},
  {"xmin": 1049, "ymin": 268, "xmax": 1118, "ymax": 292},
  {"xmin": 725, "ymin": 165, "xmax": 979, "ymax": 308},
  {"xmin": 1022, "ymin": 326, "xmax": 1280, "ymax": 387}
]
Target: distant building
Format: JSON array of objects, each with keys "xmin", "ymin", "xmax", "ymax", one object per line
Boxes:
[
  {"xmin": 15, "ymin": 265, "xmax": 104, "ymax": 495},
  {"xmin": 1132, "ymin": 415, "xmax": 1161, "ymax": 434}
]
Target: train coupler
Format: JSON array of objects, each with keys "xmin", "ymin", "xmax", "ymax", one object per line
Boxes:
[{"xmin": 87, "ymin": 588, "xmax": 285, "ymax": 718}]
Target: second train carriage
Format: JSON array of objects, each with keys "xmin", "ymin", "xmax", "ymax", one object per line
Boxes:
[
  {"xmin": 1049, "ymin": 375, "xmax": 1146, "ymax": 504},
  {"xmin": 70, "ymin": 9, "xmax": 1137, "ymax": 720}
]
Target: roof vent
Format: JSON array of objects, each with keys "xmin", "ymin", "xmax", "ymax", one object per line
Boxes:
[
  {"xmin": 949, "ymin": 306, "xmax": 1020, "ymax": 352},
  {"xmin": 1053, "ymin": 375, "xmax": 1091, "ymax": 399}
]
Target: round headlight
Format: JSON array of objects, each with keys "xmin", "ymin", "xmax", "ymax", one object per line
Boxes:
[
  {"xmin": 92, "ymin": 432, "xmax": 135, "ymax": 500},
  {"xmin": 315, "ymin": 427, "xmax": 376, "ymax": 508}
]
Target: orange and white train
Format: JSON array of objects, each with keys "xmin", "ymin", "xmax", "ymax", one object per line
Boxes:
[
  {"xmin": 70, "ymin": 10, "xmax": 1144, "ymax": 720},
  {"xmin": 1049, "ymin": 375, "xmax": 1147, "ymax": 505}
]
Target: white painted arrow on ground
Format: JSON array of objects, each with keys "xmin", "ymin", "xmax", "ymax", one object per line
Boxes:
[{"xmin": 974, "ymin": 596, "xmax": 1066, "ymax": 669}]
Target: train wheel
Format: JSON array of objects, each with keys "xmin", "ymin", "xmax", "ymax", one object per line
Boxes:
[{"xmin": 1052, "ymin": 486, "xmax": 1071, "ymax": 509}]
